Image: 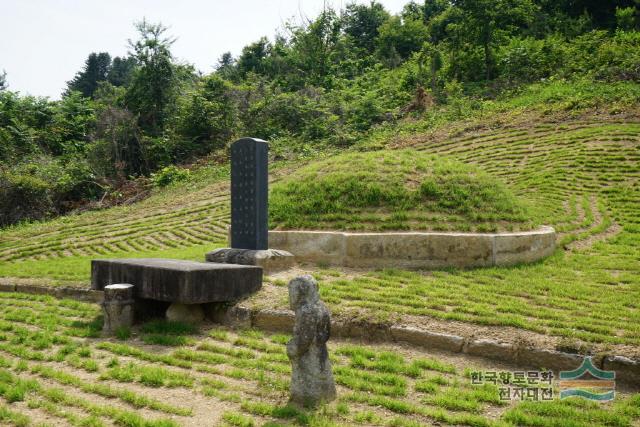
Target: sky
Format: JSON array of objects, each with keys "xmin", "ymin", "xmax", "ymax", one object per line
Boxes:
[{"xmin": 0, "ymin": 0, "xmax": 409, "ymax": 99}]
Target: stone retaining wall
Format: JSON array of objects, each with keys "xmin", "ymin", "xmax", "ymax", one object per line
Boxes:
[{"xmin": 267, "ymin": 226, "xmax": 556, "ymax": 269}]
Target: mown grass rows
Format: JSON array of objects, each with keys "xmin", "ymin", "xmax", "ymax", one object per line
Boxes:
[
  {"xmin": 283, "ymin": 118, "xmax": 640, "ymax": 346},
  {"xmin": 3, "ymin": 118, "xmax": 637, "ymax": 263},
  {"xmin": 0, "ymin": 182, "xmax": 231, "ymax": 262},
  {"xmin": 0, "ymin": 291, "xmax": 638, "ymax": 427}
]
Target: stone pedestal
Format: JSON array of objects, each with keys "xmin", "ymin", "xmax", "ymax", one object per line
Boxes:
[
  {"xmin": 102, "ymin": 284, "xmax": 135, "ymax": 334},
  {"xmin": 205, "ymin": 248, "xmax": 295, "ymax": 274}
]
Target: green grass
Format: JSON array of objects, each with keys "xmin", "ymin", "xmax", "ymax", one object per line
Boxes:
[
  {"xmin": 278, "ymin": 112, "xmax": 638, "ymax": 348},
  {"xmin": 270, "ymin": 150, "xmax": 534, "ymax": 232},
  {"xmin": 0, "ymin": 291, "xmax": 634, "ymax": 426}
]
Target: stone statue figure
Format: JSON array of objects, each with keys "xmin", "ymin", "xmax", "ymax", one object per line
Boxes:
[{"xmin": 286, "ymin": 275, "xmax": 337, "ymax": 406}]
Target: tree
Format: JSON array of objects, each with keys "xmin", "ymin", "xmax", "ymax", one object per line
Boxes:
[
  {"xmin": 216, "ymin": 52, "xmax": 238, "ymax": 80},
  {"xmin": 376, "ymin": 15, "xmax": 429, "ymax": 66},
  {"xmin": 342, "ymin": 1, "xmax": 390, "ymax": 54},
  {"xmin": 546, "ymin": 0, "xmax": 635, "ymax": 29},
  {"xmin": 46, "ymin": 91, "xmax": 96, "ymax": 155},
  {"xmin": 423, "ymin": 0, "xmax": 449, "ymax": 23},
  {"xmin": 125, "ymin": 20, "xmax": 177, "ymax": 136},
  {"xmin": 288, "ymin": 9, "xmax": 343, "ymax": 86},
  {"xmin": 237, "ymin": 37, "xmax": 271, "ymax": 77},
  {"xmin": 66, "ymin": 52, "xmax": 112, "ymax": 98},
  {"xmin": 452, "ymin": 0, "xmax": 537, "ymax": 80},
  {"xmin": 0, "ymin": 70, "xmax": 6, "ymax": 91},
  {"xmin": 107, "ymin": 56, "xmax": 137, "ymax": 87},
  {"xmin": 177, "ymin": 74, "xmax": 237, "ymax": 158}
]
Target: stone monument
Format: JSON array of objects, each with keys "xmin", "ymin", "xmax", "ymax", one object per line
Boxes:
[
  {"xmin": 286, "ymin": 275, "xmax": 336, "ymax": 407},
  {"xmin": 206, "ymin": 137, "xmax": 294, "ymax": 273}
]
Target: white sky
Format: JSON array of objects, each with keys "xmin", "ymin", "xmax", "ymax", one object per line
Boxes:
[{"xmin": 0, "ymin": 0, "xmax": 408, "ymax": 99}]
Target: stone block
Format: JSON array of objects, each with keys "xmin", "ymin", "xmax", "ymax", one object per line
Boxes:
[
  {"xmin": 91, "ymin": 258, "xmax": 262, "ymax": 304},
  {"xmin": 345, "ymin": 232, "xmax": 494, "ymax": 269},
  {"xmin": 269, "ymin": 231, "xmax": 345, "ymax": 265},
  {"xmin": 205, "ymin": 248, "xmax": 295, "ymax": 274},
  {"xmin": 102, "ymin": 284, "xmax": 135, "ymax": 334},
  {"xmin": 390, "ymin": 325, "xmax": 464, "ymax": 352},
  {"xmin": 465, "ymin": 339, "xmax": 516, "ymax": 362},
  {"xmin": 494, "ymin": 226, "xmax": 556, "ymax": 266},
  {"xmin": 0, "ymin": 283, "xmax": 16, "ymax": 293},
  {"xmin": 253, "ymin": 309, "xmax": 295, "ymax": 332},
  {"xmin": 16, "ymin": 284, "xmax": 57, "ymax": 297},
  {"xmin": 603, "ymin": 355, "xmax": 640, "ymax": 386},
  {"xmin": 331, "ymin": 320, "xmax": 391, "ymax": 341},
  {"xmin": 56, "ymin": 287, "xmax": 103, "ymax": 302},
  {"xmin": 267, "ymin": 228, "xmax": 555, "ymax": 269},
  {"xmin": 206, "ymin": 303, "xmax": 253, "ymax": 329},
  {"xmin": 516, "ymin": 348, "xmax": 585, "ymax": 372}
]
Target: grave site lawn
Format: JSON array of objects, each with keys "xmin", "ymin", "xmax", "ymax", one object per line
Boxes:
[
  {"xmin": 0, "ymin": 108, "xmax": 639, "ymax": 353},
  {"xmin": 0, "ymin": 82, "xmax": 639, "ymax": 352},
  {"xmin": 0, "ymin": 291, "xmax": 637, "ymax": 427},
  {"xmin": 254, "ymin": 112, "xmax": 640, "ymax": 354}
]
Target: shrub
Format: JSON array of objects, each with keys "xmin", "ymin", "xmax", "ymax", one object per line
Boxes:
[
  {"xmin": 497, "ymin": 35, "xmax": 567, "ymax": 83},
  {"xmin": 150, "ymin": 165, "xmax": 190, "ymax": 188},
  {"xmin": 0, "ymin": 171, "xmax": 53, "ymax": 227}
]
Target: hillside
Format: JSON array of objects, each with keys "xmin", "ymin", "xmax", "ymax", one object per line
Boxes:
[
  {"xmin": 0, "ymin": 84, "xmax": 639, "ymax": 427},
  {"xmin": 0, "ymin": 83, "xmax": 639, "ymax": 354}
]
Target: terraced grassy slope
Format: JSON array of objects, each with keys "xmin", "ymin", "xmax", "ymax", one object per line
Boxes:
[
  {"xmin": 0, "ymin": 107, "xmax": 638, "ymax": 353},
  {"xmin": 0, "ymin": 178, "xmax": 230, "ymax": 264},
  {"xmin": 0, "ymin": 291, "xmax": 637, "ymax": 427},
  {"xmin": 252, "ymin": 112, "xmax": 640, "ymax": 354}
]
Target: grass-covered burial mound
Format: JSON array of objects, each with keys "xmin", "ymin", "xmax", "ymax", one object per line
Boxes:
[{"xmin": 270, "ymin": 150, "xmax": 536, "ymax": 232}]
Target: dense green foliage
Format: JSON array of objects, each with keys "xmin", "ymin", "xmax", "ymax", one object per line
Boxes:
[
  {"xmin": 1, "ymin": 0, "xmax": 640, "ymax": 226},
  {"xmin": 270, "ymin": 150, "xmax": 532, "ymax": 231}
]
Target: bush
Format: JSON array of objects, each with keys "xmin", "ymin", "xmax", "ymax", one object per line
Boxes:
[
  {"xmin": 0, "ymin": 172, "xmax": 53, "ymax": 227},
  {"xmin": 497, "ymin": 35, "xmax": 567, "ymax": 83},
  {"xmin": 150, "ymin": 165, "xmax": 190, "ymax": 187}
]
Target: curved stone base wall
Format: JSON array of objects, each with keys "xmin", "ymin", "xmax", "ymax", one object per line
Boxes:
[{"xmin": 267, "ymin": 226, "xmax": 556, "ymax": 269}]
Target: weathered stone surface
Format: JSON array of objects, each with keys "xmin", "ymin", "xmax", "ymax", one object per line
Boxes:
[
  {"xmin": 465, "ymin": 339, "xmax": 515, "ymax": 362},
  {"xmin": 493, "ymin": 226, "xmax": 556, "ymax": 266},
  {"xmin": 102, "ymin": 284, "xmax": 135, "ymax": 334},
  {"xmin": 0, "ymin": 283, "xmax": 16, "ymax": 293},
  {"xmin": 268, "ymin": 231, "xmax": 345, "ymax": 266},
  {"xmin": 516, "ymin": 348, "xmax": 585, "ymax": 372},
  {"xmin": 287, "ymin": 275, "xmax": 336, "ymax": 406},
  {"xmin": 16, "ymin": 284, "xmax": 57, "ymax": 297},
  {"xmin": 268, "ymin": 227, "xmax": 555, "ymax": 269},
  {"xmin": 331, "ymin": 320, "xmax": 391, "ymax": 341},
  {"xmin": 603, "ymin": 356, "xmax": 640, "ymax": 386},
  {"xmin": 390, "ymin": 325, "xmax": 464, "ymax": 352},
  {"xmin": 345, "ymin": 233, "xmax": 493, "ymax": 269},
  {"xmin": 253, "ymin": 309, "xmax": 295, "ymax": 332},
  {"xmin": 56, "ymin": 287, "xmax": 103, "ymax": 302},
  {"xmin": 206, "ymin": 248, "xmax": 295, "ymax": 274},
  {"xmin": 91, "ymin": 258, "xmax": 262, "ymax": 304},
  {"xmin": 206, "ymin": 303, "xmax": 253, "ymax": 329},
  {"xmin": 231, "ymin": 138, "xmax": 268, "ymax": 250},
  {"xmin": 166, "ymin": 302, "xmax": 205, "ymax": 324}
]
